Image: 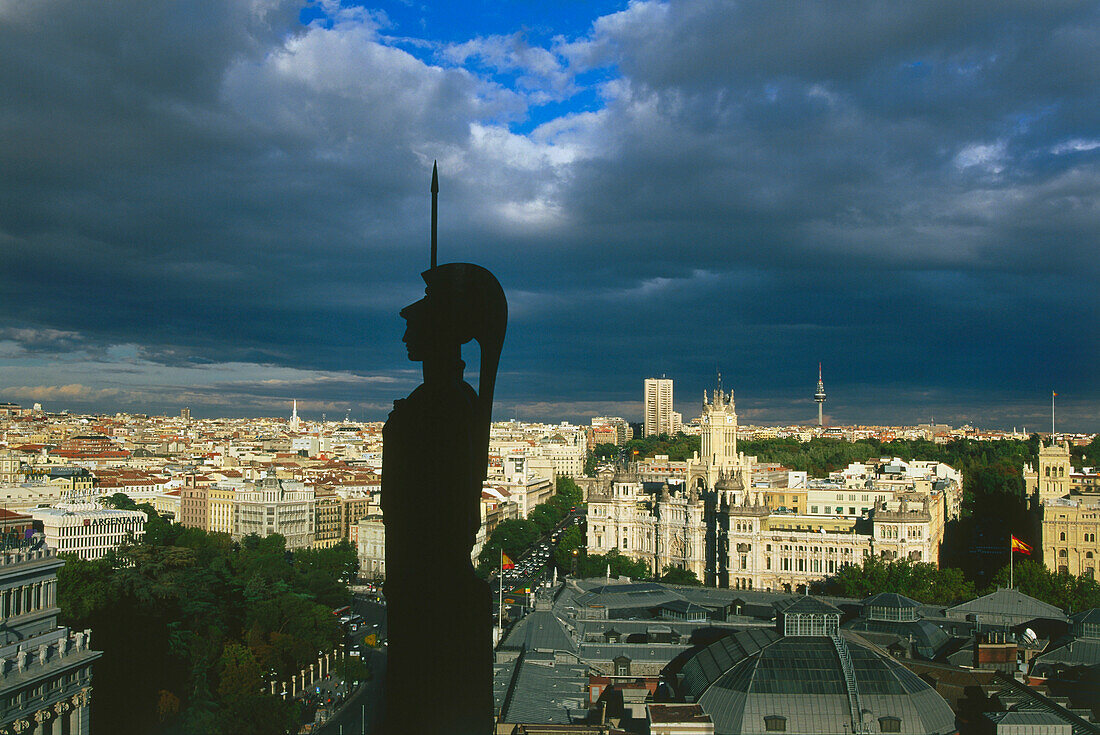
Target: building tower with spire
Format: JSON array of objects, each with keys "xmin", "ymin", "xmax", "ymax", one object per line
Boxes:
[
  {"xmin": 814, "ymin": 363, "xmax": 827, "ymax": 427},
  {"xmin": 289, "ymin": 399, "xmax": 300, "ymax": 433}
]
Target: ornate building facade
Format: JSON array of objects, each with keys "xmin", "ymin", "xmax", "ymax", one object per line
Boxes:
[
  {"xmin": 0, "ymin": 540, "xmax": 101, "ymax": 735},
  {"xmin": 233, "ymin": 474, "xmax": 315, "ymax": 549},
  {"xmin": 1026, "ymin": 441, "xmax": 1100, "ymax": 578},
  {"xmin": 1024, "ymin": 441, "xmax": 1074, "ymax": 502},
  {"xmin": 586, "ymin": 382, "xmax": 949, "ymax": 592}
]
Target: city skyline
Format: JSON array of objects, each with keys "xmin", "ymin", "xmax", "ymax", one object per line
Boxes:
[
  {"xmin": 1, "ymin": 1, "xmax": 1098, "ymax": 430},
  {"xmin": 2, "ymin": 388, "xmax": 1092, "ymax": 438}
]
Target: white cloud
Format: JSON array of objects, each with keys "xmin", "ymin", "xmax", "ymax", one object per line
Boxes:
[
  {"xmin": 954, "ymin": 140, "xmax": 1007, "ymax": 173},
  {"xmin": 2, "ymin": 384, "xmax": 120, "ymax": 402},
  {"xmin": 1051, "ymin": 138, "xmax": 1100, "ymax": 155}
]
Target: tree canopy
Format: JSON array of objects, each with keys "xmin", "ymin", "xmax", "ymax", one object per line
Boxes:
[
  {"xmin": 985, "ymin": 559, "xmax": 1100, "ymax": 612},
  {"xmin": 816, "ymin": 556, "xmax": 975, "ymax": 605},
  {"xmin": 57, "ymin": 509, "xmax": 358, "ymax": 735},
  {"xmin": 477, "ymin": 476, "xmax": 583, "ymax": 573}
]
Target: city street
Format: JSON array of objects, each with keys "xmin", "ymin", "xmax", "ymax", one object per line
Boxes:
[
  {"xmin": 490, "ymin": 509, "xmax": 584, "ymax": 617},
  {"xmin": 317, "ymin": 648, "xmax": 386, "ymax": 735}
]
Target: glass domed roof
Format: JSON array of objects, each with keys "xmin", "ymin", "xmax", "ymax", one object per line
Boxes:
[{"xmin": 671, "ymin": 631, "xmax": 956, "ymax": 735}]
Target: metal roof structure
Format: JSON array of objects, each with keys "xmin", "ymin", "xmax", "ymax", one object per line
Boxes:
[
  {"xmin": 947, "ymin": 588, "xmax": 1068, "ymax": 627},
  {"xmin": 983, "ymin": 710, "xmax": 1072, "ymax": 730},
  {"xmin": 579, "ymin": 641, "xmax": 694, "ymax": 663},
  {"xmin": 497, "ymin": 653, "xmax": 590, "ymax": 726},
  {"xmin": 843, "ymin": 618, "xmax": 952, "ymax": 660},
  {"xmin": 670, "ymin": 630, "xmax": 956, "ymax": 735},
  {"xmin": 986, "ymin": 671, "xmax": 1100, "ymax": 735},
  {"xmin": 1072, "ymin": 609, "xmax": 1100, "ymax": 626},
  {"xmin": 863, "ymin": 593, "xmax": 923, "ymax": 609},
  {"xmin": 501, "ymin": 610, "xmax": 578, "ymax": 655},
  {"xmin": 1032, "ymin": 636, "xmax": 1100, "ymax": 669},
  {"xmin": 775, "ymin": 596, "xmax": 842, "ymax": 615}
]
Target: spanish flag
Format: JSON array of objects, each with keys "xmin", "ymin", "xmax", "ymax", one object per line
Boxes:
[
  {"xmin": 501, "ymin": 552, "xmax": 515, "ymax": 570},
  {"xmin": 1011, "ymin": 536, "xmax": 1032, "ymax": 555}
]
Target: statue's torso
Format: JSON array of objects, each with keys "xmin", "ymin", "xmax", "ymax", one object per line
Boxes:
[{"xmin": 382, "ymin": 380, "xmax": 482, "ymax": 577}]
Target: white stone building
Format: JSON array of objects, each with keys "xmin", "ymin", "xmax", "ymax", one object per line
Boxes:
[
  {"xmin": 356, "ymin": 515, "xmax": 385, "ymax": 580},
  {"xmin": 28, "ymin": 504, "xmax": 146, "ymax": 560},
  {"xmin": 233, "ymin": 474, "xmax": 315, "ymax": 550},
  {"xmin": 0, "ymin": 542, "xmax": 102, "ymax": 734}
]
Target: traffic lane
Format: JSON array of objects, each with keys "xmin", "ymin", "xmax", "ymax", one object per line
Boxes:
[
  {"xmin": 318, "ymin": 649, "xmax": 386, "ymax": 735},
  {"xmin": 498, "ymin": 520, "xmax": 574, "ymax": 590},
  {"xmin": 351, "ymin": 598, "xmax": 387, "ymax": 640}
]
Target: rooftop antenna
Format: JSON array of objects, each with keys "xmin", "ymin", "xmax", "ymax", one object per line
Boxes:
[{"xmin": 430, "ymin": 160, "xmax": 439, "ymax": 269}]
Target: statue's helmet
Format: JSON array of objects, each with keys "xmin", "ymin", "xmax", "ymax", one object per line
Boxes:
[{"xmin": 419, "ymin": 263, "xmax": 507, "ymax": 354}]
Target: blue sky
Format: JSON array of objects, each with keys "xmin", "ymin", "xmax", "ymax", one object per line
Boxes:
[{"xmin": 0, "ymin": 0, "xmax": 1098, "ymax": 430}]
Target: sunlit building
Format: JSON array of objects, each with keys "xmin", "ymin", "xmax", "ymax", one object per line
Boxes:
[
  {"xmin": 233, "ymin": 474, "xmax": 314, "ymax": 549},
  {"xmin": 645, "ymin": 378, "xmax": 675, "ymax": 437},
  {"xmin": 28, "ymin": 504, "xmax": 146, "ymax": 561}
]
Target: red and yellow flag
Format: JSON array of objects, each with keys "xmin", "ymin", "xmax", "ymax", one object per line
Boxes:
[
  {"xmin": 1011, "ymin": 536, "xmax": 1032, "ymax": 555},
  {"xmin": 501, "ymin": 552, "xmax": 515, "ymax": 570}
]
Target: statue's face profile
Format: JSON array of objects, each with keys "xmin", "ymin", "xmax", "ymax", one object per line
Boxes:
[
  {"xmin": 399, "ymin": 296, "xmax": 435, "ymax": 362},
  {"xmin": 400, "ymin": 285, "xmax": 465, "ymax": 363}
]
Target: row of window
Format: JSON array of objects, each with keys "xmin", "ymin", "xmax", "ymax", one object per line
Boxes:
[
  {"xmin": 0, "ymin": 580, "xmax": 55, "ymax": 617},
  {"xmin": 1, "ymin": 670, "xmax": 87, "ymax": 711},
  {"xmin": 1058, "ymin": 531, "xmax": 1098, "ymax": 542},
  {"xmin": 1055, "ymin": 549, "xmax": 1095, "ymax": 558}
]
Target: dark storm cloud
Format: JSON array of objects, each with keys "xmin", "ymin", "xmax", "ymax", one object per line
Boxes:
[{"xmin": 0, "ymin": 0, "xmax": 1097, "ymax": 427}]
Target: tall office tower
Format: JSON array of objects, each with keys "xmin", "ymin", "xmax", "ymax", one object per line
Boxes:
[
  {"xmin": 644, "ymin": 377, "xmax": 674, "ymax": 437},
  {"xmin": 814, "ymin": 363, "xmax": 827, "ymax": 427},
  {"xmin": 180, "ymin": 406, "xmax": 190, "ymax": 422}
]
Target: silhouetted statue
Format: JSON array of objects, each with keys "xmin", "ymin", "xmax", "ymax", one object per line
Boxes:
[{"xmin": 381, "ymin": 165, "xmax": 506, "ymax": 735}]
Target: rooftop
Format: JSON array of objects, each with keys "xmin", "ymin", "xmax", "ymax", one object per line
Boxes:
[{"xmin": 948, "ymin": 587, "xmax": 1068, "ymax": 623}]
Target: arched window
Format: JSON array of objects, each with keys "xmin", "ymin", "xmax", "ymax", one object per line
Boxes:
[
  {"xmin": 1059, "ymin": 549, "xmax": 1068, "ymax": 558},
  {"xmin": 1061, "ymin": 532, "xmax": 1067, "ymax": 541},
  {"xmin": 1045, "ymin": 467, "xmax": 1050, "ymax": 477},
  {"xmin": 1087, "ymin": 552, "xmax": 1094, "ymax": 559}
]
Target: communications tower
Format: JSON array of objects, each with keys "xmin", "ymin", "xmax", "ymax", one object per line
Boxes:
[{"xmin": 814, "ymin": 363, "xmax": 826, "ymax": 427}]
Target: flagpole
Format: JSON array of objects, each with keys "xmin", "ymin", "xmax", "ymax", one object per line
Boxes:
[
  {"xmin": 1052, "ymin": 391, "xmax": 1056, "ymax": 441},
  {"xmin": 1010, "ymin": 537, "xmax": 1014, "ymax": 590},
  {"xmin": 499, "ymin": 547, "xmax": 504, "ymax": 631}
]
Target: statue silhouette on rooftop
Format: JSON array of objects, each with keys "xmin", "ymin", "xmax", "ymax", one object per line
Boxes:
[{"xmin": 381, "ymin": 163, "xmax": 506, "ymax": 735}]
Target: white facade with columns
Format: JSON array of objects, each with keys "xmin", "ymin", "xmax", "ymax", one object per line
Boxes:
[{"xmin": 0, "ymin": 541, "xmax": 101, "ymax": 735}]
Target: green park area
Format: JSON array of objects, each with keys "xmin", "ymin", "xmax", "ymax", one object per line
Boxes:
[{"xmin": 60, "ymin": 494, "xmax": 364, "ymax": 735}]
